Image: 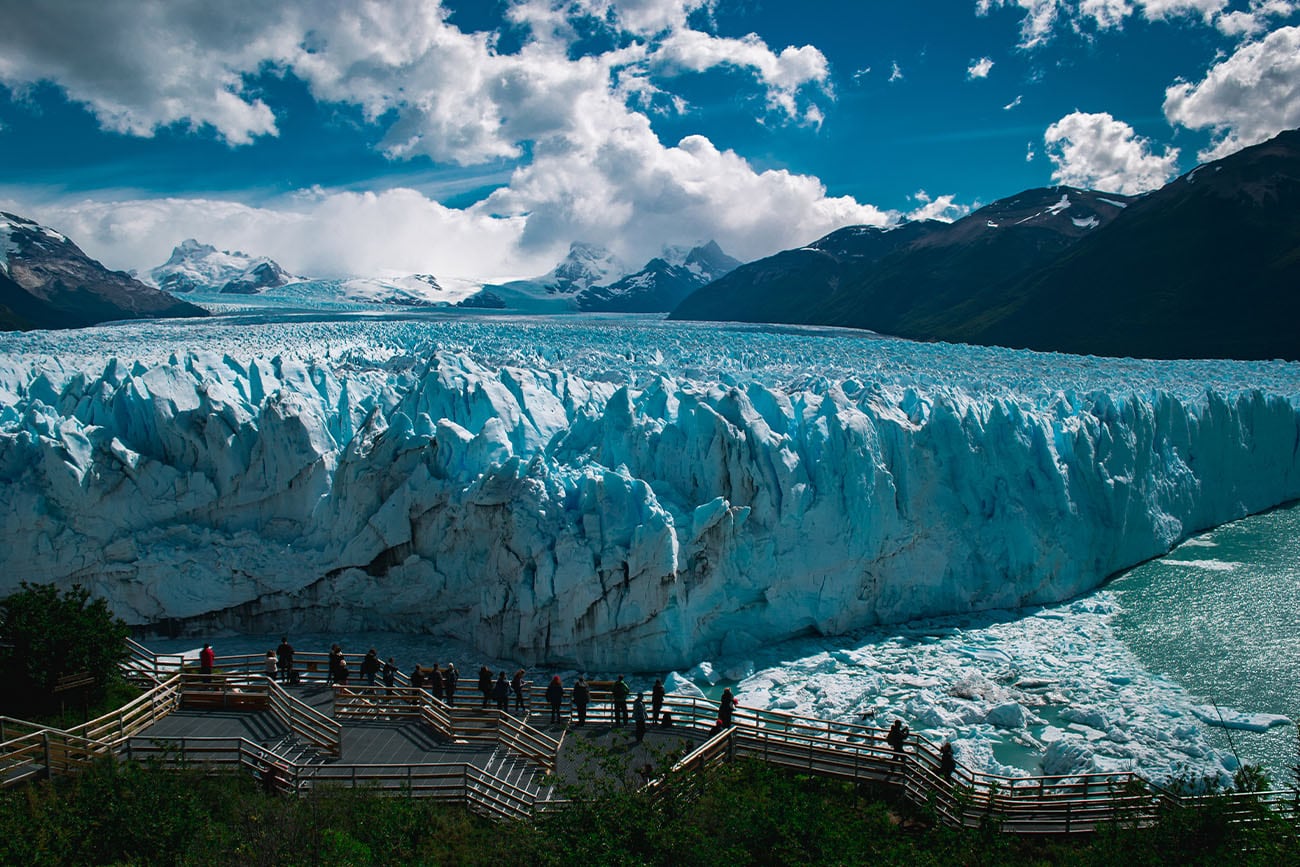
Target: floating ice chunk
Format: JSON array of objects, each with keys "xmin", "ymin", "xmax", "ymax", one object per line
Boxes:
[
  {"xmin": 1042, "ymin": 739, "xmax": 1096, "ymax": 776},
  {"xmin": 1158, "ymin": 559, "xmax": 1236, "ymax": 571},
  {"xmin": 722, "ymin": 660, "xmax": 755, "ymax": 681},
  {"xmin": 687, "ymin": 661, "xmax": 719, "ymax": 685},
  {"xmin": 664, "ymin": 671, "xmax": 706, "ymax": 697},
  {"xmin": 1189, "ymin": 706, "xmax": 1292, "ymax": 732},
  {"xmin": 986, "ymin": 702, "xmax": 1027, "ymax": 728}
]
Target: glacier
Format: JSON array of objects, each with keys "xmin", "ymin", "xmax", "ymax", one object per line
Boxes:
[{"xmin": 1, "ymin": 314, "xmax": 1299, "ymax": 671}]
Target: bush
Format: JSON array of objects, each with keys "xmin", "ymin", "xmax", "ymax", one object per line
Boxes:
[{"xmin": 0, "ymin": 582, "xmax": 130, "ymax": 717}]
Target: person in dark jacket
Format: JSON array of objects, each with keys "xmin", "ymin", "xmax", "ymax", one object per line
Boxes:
[
  {"xmin": 633, "ymin": 693, "xmax": 647, "ymax": 743},
  {"xmin": 511, "ymin": 669, "xmax": 526, "ymax": 714},
  {"xmin": 276, "ymin": 637, "xmax": 295, "ymax": 683},
  {"xmin": 651, "ymin": 678, "xmax": 665, "ymax": 725},
  {"xmin": 717, "ymin": 687, "xmax": 737, "ymax": 729},
  {"xmin": 360, "ymin": 648, "xmax": 381, "ymax": 685},
  {"xmin": 478, "ymin": 666, "xmax": 493, "ymax": 709},
  {"xmin": 382, "ymin": 657, "xmax": 397, "ymax": 693},
  {"xmin": 886, "ymin": 719, "xmax": 910, "ymax": 753},
  {"xmin": 572, "ymin": 677, "xmax": 590, "ymax": 726},
  {"xmin": 939, "ymin": 741, "xmax": 957, "ymax": 780},
  {"xmin": 546, "ymin": 675, "xmax": 564, "ymax": 724},
  {"xmin": 612, "ymin": 675, "xmax": 630, "ymax": 727},
  {"xmin": 429, "ymin": 664, "xmax": 445, "ymax": 701},
  {"xmin": 492, "ymin": 672, "xmax": 510, "ymax": 713},
  {"xmin": 444, "ymin": 663, "xmax": 458, "ymax": 705},
  {"xmin": 411, "ymin": 665, "xmax": 425, "ymax": 689}
]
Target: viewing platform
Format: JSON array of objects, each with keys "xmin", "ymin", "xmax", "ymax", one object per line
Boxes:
[{"xmin": 2, "ymin": 638, "xmax": 1295, "ymax": 832}]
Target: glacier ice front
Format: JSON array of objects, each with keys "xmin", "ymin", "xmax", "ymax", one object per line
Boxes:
[{"xmin": 1, "ymin": 315, "xmax": 1298, "ymax": 670}]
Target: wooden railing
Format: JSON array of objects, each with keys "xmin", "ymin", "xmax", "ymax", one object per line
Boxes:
[
  {"xmin": 497, "ymin": 712, "xmax": 561, "ymax": 772},
  {"xmin": 333, "ymin": 684, "xmax": 456, "ymax": 741},
  {"xmin": 264, "ymin": 677, "xmax": 341, "ymax": 757}
]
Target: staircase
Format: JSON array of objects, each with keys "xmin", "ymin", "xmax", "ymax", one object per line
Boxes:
[
  {"xmin": 449, "ymin": 706, "xmax": 503, "ymax": 745},
  {"xmin": 265, "ymin": 733, "xmax": 331, "ymax": 766}
]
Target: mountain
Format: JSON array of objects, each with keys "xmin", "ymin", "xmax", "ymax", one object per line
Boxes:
[
  {"xmin": 0, "ymin": 213, "xmax": 207, "ymax": 331},
  {"xmin": 673, "ymin": 129, "xmax": 1300, "ymax": 361},
  {"xmin": 670, "ymin": 187, "xmax": 1136, "ymax": 338},
  {"xmin": 150, "ymin": 239, "xmax": 294, "ymax": 295},
  {"xmin": 459, "ymin": 242, "xmax": 627, "ymax": 311},
  {"xmin": 576, "ymin": 241, "xmax": 740, "ymax": 312}
]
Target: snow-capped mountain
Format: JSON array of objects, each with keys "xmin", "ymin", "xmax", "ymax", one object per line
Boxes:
[
  {"xmin": 460, "ymin": 242, "xmax": 628, "ymax": 311},
  {"xmin": 0, "ymin": 212, "xmax": 207, "ymax": 330},
  {"xmin": 150, "ymin": 239, "xmax": 294, "ymax": 295},
  {"xmin": 577, "ymin": 241, "xmax": 740, "ymax": 312},
  {"xmin": 673, "ymin": 127, "xmax": 1300, "ymax": 361}
]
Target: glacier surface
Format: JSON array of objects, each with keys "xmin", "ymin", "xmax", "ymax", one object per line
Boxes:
[{"xmin": 1, "ymin": 314, "xmax": 1299, "ymax": 670}]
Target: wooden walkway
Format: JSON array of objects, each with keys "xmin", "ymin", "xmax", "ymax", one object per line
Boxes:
[{"xmin": 3, "ymin": 639, "xmax": 1297, "ymax": 833}]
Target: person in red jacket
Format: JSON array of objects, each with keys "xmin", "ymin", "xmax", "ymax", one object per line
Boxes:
[{"xmin": 199, "ymin": 643, "xmax": 215, "ymax": 682}]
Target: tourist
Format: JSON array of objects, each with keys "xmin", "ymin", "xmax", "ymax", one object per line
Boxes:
[
  {"xmin": 572, "ymin": 676, "xmax": 590, "ymax": 726},
  {"xmin": 411, "ymin": 665, "xmax": 426, "ymax": 689},
  {"xmin": 336, "ymin": 655, "xmax": 350, "ymax": 686},
  {"xmin": 199, "ymin": 643, "xmax": 215, "ymax": 682},
  {"xmin": 360, "ymin": 648, "xmax": 381, "ymax": 685},
  {"xmin": 276, "ymin": 636, "xmax": 295, "ymax": 683},
  {"xmin": 546, "ymin": 675, "xmax": 564, "ymax": 723},
  {"xmin": 511, "ymin": 669, "xmax": 526, "ymax": 714},
  {"xmin": 717, "ymin": 687, "xmax": 737, "ymax": 730},
  {"xmin": 264, "ymin": 650, "xmax": 277, "ymax": 679},
  {"xmin": 445, "ymin": 663, "xmax": 458, "ymax": 705},
  {"xmin": 478, "ymin": 665, "xmax": 493, "ymax": 709},
  {"xmin": 327, "ymin": 643, "xmax": 343, "ymax": 686},
  {"xmin": 382, "ymin": 657, "xmax": 397, "ymax": 693},
  {"xmin": 429, "ymin": 664, "xmax": 445, "ymax": 701},
  {"xmin": 633, "ymin": 693, "xmax": 647, "ymax": 743},
  {"xmin": 886, "ymin": 719, "xmax": 910, "ymax": 753},
  {"xmin": 939, "ymin": 741, "xmax": 956, "ymax": 780},
  {"xmin": 613, "ymin": 674, "xmax": 630, "ymax": 727},
  {"xmin": 493, "ymin": 672, "xmax": 510, "ymax": 712},
  {"xmin": 651, "ymin": 678, "xmax": 665, "ymax": 725}
]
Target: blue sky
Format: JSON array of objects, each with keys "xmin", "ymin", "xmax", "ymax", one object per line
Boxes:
[{"xmin": 0, "ymin": 0, "xmax": 1297, "ymax": 280}]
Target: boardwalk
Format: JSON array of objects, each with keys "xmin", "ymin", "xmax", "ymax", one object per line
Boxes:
[{"xmin": 3, "ymin": 639, "xmax": 1296, "ymax": 833}]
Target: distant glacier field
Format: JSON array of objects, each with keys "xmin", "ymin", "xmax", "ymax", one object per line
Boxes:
[{"xmin": 5, "ymin": 311, "xmax": 1299, "ymax": 782}]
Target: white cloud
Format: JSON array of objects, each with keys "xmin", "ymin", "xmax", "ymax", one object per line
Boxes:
[
  {"xmin": 967, "ymin": 57, "xmax": 995, "ymax": 79},
  {"xmin": 889, "ymin": 61, "xmax": 904, "ymax": 82},
  {"xmin": 1139, "ymin": 0, "xmax": 1226, "ymax": 21},
  {"xmin": 1004, "ymin": 94, "xmax": 1024, "ymax": 110},
  {"xmin": 1080, "ymin": 0, "xmax": 1133, "ymax": 28},
  {"xmin": 1026, "ymin": 141, "xmax": 1037, "ymax": 161},
  {"xmin": 0, "ymin": 189, "xmax": 538, "ymax": 282},
  {"xmin": 1216, "ymin": 0, "xmax": 1299, "ymax": 37},
  {"xmin": 906, "ymin": 191, "xmax": 973, "ymax": 222},
  {"xmin": 1043, "ymin": 110, "xmax": 1181, "ymax": 193},
  {"xmin": 0, "ymin": 0, "xmax": 871, "ymax": 278},
  {"xmin": 1164, "ymin": 25, "xmax": 1300, "ymax": 160},
  {"xmin": 976, "ymin": 0, "xmax": 1063, "ymax": 48}
]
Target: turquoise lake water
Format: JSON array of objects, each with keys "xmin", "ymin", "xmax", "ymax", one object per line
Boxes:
[{"xmin": 1109, "ymin": 502, "xmax": 1300, "ymax": 787}]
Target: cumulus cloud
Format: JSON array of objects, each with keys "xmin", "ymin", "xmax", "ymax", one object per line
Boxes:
[
  {"xmin": 1043, "ymin": 111, "xmax": 1181, "ymax": 193},
  {"xmin": 906, "ymin": 191, "xmax": 973, "ymax": 222},
  {"xmin": 967, "ymin": 57, "xmax": 995, "ymax": 79},
  {"xmin": 0, "ymin": 0, "xmax": 869, "ymax": 277},
  {"xmin": 1217, "ymin": 1, "xmax": 1300, "ymax": 37},
  {"xmin": 1164, "ymin": 25, "xmax": 1300, "ymax": 159}
]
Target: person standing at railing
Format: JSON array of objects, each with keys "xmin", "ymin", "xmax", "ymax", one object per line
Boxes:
[
  {"xmin": 613, "ymin": 675, "xmax": 630, "ymax": 727},
  {"xmin": 382, "ymin": 657, "xmax": 397, "ymax": 694},
  {"xmin": 651, "ymin": 678, "xmax": 665, "ymax": 725},
  {"xmin": 264, "ymin": 650, "xmax": 277, "ymax": 679},
  {"xmin": 478, "ymin": 665, "xmax": 493, "ymax": 709},
  {"xmin": 633, "ymin": 693, "xmax": 647, "ymax": 743},
  {"xmin": 276, "ymin": 637, "xmax": 295, "ymax": 684},
  {"xmin": 886, "ymin": 718, "xmax": 909, "ymax": 753},
  {"xmin": 327, "ymin": 644, "xmax": 344, "ymax": 686},
  {"xmin": 546, "ymin": 675, "xmax": 564, "ymax": 724},
  {"xmin": 572, "ymin": 676, "xmax": 590, "ymax": 726},
  {"xmin": 444, "ymin": 663, "xmax": 458, "ymax": 705},
  {"xmin": 493, "ymin": 671, "xmax": 510, "ymax": 713},
  {"xmin": 939, "ymin": 741, "xmax": 956, "ymax": 780},
  {"xmin": 429, "ymin": 664, "xmax": 445, "ymax": 701},
  {"xmin": 199, "ymin": 643, "xmax": 215, "ymax": 682},
  {"xmin": 716, "ymin": 687, "xmax": 738, "ymax": 731},
  {"xmin": 360, "ymin": 648, "xmax": 381, "ymax": 685},
  {"xmin": 511, "ymin": 669, "xmax": 526, "ymax": 714}
]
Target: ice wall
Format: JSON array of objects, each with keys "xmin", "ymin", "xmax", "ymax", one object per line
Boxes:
[{"xmin": 1, "ymin": 318, "xmax": 1298, "ymax": 669}]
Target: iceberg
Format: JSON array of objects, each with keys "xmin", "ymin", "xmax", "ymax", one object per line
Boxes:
[{"xmin": 1, "ymin": 315, "xmax": 1299, "ymax": 670}]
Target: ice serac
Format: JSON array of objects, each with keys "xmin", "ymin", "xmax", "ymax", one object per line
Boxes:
[{"xmin": 1, "ymin": 319, "xmax": 1298, "ymax": 670}]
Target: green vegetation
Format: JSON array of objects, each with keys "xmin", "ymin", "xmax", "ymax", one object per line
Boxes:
[
  {"xmin": 0, "ymin": 582, "xmax": 131, "ymax": 718},
  {"xmin": 0, "ymin": 757, "xmax": 1295, "ymax": 866}
]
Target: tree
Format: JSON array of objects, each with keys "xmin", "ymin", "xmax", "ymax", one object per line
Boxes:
[{"xmin": 0, "ymin": 582, "xmax": 129, "ymax": 717}]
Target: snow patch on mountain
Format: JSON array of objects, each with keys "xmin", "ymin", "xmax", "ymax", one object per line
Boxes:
[{"xmin": 150, "ymin": 239, "xmax": 295, "ymax": 295}]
